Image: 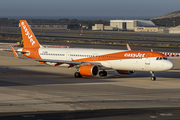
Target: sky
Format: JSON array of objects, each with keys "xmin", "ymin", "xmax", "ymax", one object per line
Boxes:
[{"xmin": 0, "ymin": 0, "xmax": 180, "ymax": 19}]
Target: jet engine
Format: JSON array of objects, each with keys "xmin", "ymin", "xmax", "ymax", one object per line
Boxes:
[
  {"xmin": 79, "ymin": 65, "xmax": 99, "ymax": 77},
  {"xmin": 116, "ymin": 70, "xmax": 134, "ymax": 75}
]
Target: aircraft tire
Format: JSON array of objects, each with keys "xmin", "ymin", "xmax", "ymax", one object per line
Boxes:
[
  {"xmin": 151, "ymin": 77, "xmax": 156, "ymax": 81},
  {"xmin": 99, "ymin": 71, "xmax": 107, "ymax": 77},
  {"xmin": 74, "ymin": 72, "xmax": 82, "ymax": 78}
]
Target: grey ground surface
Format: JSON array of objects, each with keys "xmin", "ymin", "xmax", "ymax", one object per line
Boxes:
[
  {"xmin": 0, "ymin": 50, "xmax": 180, "ymax": 112},
  {"xmin": 0, "ymin": 43, "xmax": 180, "ymax": 119}
]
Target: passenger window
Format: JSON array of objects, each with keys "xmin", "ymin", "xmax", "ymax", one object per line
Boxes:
[{"xmin": 156, "ymin": 57, "xmax": 159, "ymax": 60}]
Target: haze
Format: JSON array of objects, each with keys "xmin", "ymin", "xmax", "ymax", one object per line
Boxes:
[{"xmin": 0, "ymin": 0, "xmax": 180, "ymax": 19}]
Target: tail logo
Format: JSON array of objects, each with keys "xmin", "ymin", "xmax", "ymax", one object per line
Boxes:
[{"xmin": 21, "ymin": 22, "xmax": 35, "ymax": 45}]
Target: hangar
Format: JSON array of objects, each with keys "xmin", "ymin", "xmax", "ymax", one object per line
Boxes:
[{"xmin": 110, "ymin": 20, "xmax": 155, "ymax": 30}]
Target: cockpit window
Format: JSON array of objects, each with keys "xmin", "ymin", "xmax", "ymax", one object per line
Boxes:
[
  {"xmin": 156, "ymin": 57, "xmax": 168, "ymax": 60},
  {"xmin": 163, "ymin": 57, "xmax": 167, "ymax": 60}
]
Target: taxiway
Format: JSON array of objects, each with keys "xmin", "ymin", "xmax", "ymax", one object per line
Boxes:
[{"xmin": 0, "ymin": 49, "xmax": 180, "ymax": 119}]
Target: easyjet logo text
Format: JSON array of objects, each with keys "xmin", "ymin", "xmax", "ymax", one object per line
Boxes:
[
  {"xmin": 124, "ymin": 53, "xmax": 145, "ymax": 57},
  {"xmin": 21, "ymin": 22, "xmax": 35, "ymax": 46}
]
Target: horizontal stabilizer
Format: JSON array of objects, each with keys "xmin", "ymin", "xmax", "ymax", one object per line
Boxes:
[{"xmin": 10, "ymin": 46, "xmax": 18, "ymax": 57}]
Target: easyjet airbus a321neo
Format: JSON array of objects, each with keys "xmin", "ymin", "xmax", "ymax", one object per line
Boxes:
[{"xmin": 11, "ymin": 20, "xmax": 174, "ymax": 81}]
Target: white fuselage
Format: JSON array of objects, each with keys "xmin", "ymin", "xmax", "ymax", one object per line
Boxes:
[{"xmin": 37, "ymin": 47, "xmax": 174, "ymax": 72}]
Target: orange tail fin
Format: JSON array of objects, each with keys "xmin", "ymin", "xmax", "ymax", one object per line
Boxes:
[{"xmin": 20, "ymin": 20, "xmax": 41, "ymax": 48}]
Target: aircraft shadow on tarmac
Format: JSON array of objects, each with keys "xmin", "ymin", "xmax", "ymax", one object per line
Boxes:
[{"xmin": 1, "ymin": 108, "xmax": 180, "ymax": 120}]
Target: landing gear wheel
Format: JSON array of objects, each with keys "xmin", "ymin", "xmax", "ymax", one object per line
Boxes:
[
  {"xmin": 99, "ymin": 71, "xmax": 104, "ymax": 77},
  {"xmin": 99, "ymin": 70, "xmax": 107, "ymax": 77},
  {"xmin": 151, "ymin": 77, "xmax": 156, "ymax": 81},
  {"xmin": 150, "ymin": 71, "xmax": 156, "ymax": 81},
  {"xmin": 74, "ymin": 72, "xmax": 82, "ymax": 78}
]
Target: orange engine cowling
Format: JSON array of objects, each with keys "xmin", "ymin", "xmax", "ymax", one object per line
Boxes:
[
  {"xmin": 116, "ymin": 70, "xmax": 134, "ymax": 75},
  {"xmin": 79, "ymin": 65, "xmax": 99, "ymax": 77}
]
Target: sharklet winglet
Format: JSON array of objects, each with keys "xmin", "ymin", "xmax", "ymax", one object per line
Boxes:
[{"xmin": 126, "ymin": 43, "xmax": 131, "ymax": 50}]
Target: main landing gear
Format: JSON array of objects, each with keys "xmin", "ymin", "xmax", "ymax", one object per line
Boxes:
[
  {"xmin": 99, "ymin": 70, "xmax": 107, "ymax": 77},
  {"xmin": 150, "ymin": 71, "xmax": 156, "ymax": 81},
  {"xmin": 74, "ymin": 72, "xmax": 82, "ymax": 78}
]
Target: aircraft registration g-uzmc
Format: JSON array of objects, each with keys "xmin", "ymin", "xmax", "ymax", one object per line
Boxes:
[{"xmin": 11, "ymin": 20, "xmax": 174, "ymax": 81}]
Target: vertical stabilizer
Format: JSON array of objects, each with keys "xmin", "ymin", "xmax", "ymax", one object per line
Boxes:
[{"xmin": 20, "ymin": 20, "xmax": 41, "ymax": 48}]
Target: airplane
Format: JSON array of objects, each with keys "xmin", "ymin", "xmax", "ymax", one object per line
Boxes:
[{"xmin": 11, "ymin": 20, "xmax": 174, "ymax": 81}]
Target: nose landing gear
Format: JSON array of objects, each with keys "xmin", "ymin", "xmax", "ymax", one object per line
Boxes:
[{"xmin": 150, "ymin": 71, "xmax": 156, "ymax": 81}]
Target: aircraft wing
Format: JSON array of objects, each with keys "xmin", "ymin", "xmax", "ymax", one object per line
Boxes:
[
  {"xmin": 29, "ymin": 58, "xmax": 102, "ymax": 67},
  {"xmin": 31, "ymin": 58, "xmax": 81, "ymax": 65}
]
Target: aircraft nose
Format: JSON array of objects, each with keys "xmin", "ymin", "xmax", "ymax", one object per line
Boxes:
[{"xmin": 167, "ymin": 61, "xmax": 174, "ymax": 70}]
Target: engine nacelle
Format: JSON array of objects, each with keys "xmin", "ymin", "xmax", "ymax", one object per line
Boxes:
[
  {"xmin": 116, "ymin": 70, "xmax": 134, "ymax": 75},
  {"xmin": 79, "ymin": 65, "xmax": 99, "ymax": 77}
]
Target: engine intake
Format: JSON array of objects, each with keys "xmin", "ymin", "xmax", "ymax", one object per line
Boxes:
[
  {"xmin": 116, "ymin": 70, "xmax": 134, "ymax": 75},
  {"xmin": 79, "ymin": 65, "xmax": 99, "ymax": 77}
]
